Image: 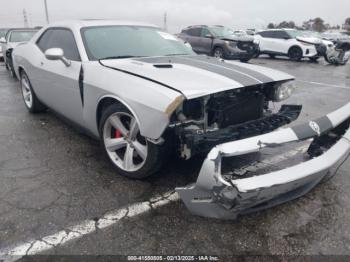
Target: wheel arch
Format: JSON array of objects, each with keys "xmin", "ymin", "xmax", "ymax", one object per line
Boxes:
[
  {"xmin": 96, "ymin": 95, "xmax": 142, "ymax": 136},
  {"xmin": 288, "ymin": 45, "xmax": 303, "ymax": 55},
  {"xmin": 212, "ymin": 44, "xmax": 224, "ymax": 54}
]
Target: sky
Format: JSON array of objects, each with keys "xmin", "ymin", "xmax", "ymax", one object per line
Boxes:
[{"xmin": 0, "ymin": 0, "xmax": 349, "ymax": 33}]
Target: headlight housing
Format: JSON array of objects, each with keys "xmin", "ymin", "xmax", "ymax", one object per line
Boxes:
[{"xmin": 272, "ymin": 81, "xmax": 296, "ymax": 102}]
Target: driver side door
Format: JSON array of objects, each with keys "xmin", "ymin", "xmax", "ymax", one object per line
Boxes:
[{"xmin": 31, "ymin": 28, "xmax": 84, "ymax": 126}]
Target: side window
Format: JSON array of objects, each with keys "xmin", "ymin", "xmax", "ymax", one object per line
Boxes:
[
  {"xmin": 200, "ymin": 28, "xmax": 212, "ymax": 37},
  {"xmin": 187, "ymin": 28, "xmax": 201, "ymax": 37},
  {"xmin": 37, "ymin": 29, "xmax": 53, "ymax": 51},
  {"xmin": 274, "ymin": 31, "xmax": 288, "ymax": 39},
  {"xmin": 37, "ymin": 28, "xmax": 81, "ymax": 61},
  {"xmin": 258, "ymin": 31, "xmax": 271, "ymax": 38}
]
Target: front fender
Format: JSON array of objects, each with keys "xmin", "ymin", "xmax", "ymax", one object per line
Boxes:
[{"xmin": 82, "ymin": 62, "xmax": 181, "ymax": 139}]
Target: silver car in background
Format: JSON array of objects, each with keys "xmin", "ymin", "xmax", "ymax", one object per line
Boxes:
[
  {"xmin": 0, "ymin": 28, "xmax": 9, "ymax": 61},
  {"xmin": 13, "ymin": 20, "xmax": 350, "ymax": 219},
  {"xmin": 0, "ymin": 28, "xmax": 38, "ymax": 77}
]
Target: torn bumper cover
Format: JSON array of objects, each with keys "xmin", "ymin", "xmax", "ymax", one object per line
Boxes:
[{"xmin": 176, "ymin": 103, "xmax": 350, "ymax": 219}]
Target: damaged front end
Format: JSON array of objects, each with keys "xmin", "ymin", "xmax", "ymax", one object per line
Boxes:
[{"xmin": 176, "ymin": 103, "xmax": 350, "ymax": 219}]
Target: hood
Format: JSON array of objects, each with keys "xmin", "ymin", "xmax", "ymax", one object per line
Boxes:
[
  {"xmin": 221, "ymin": 35, "xmax": 255, "ymax": 42},
  {"xmin": 100, "ymin": 55, "xmax": 294, "ymax": 99},
  {"xmin": 296, "ymin": 36, "xmax": 323, "ymax": 45}
]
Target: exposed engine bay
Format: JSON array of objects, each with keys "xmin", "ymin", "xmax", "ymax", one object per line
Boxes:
[{"xmin": 169, "ymin": 84, "xmax": 302, "ymax": 159}]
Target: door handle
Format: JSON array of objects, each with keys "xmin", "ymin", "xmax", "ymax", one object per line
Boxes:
[{"xmin": 40, "ymin": 61, "xmax": 44, "ymax": 66}]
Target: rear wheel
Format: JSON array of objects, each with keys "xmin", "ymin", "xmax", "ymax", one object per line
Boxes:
[
  {"xmin": 99, "ymin": 103, "xmax": 165, "ymax": 179},
  {"xmin": 20, "ymin": 71, "xmax": 47, "ymax": 113},
  {"xmin": 288, "ymin": 47, "xmax": 303, "ymax": 61}
]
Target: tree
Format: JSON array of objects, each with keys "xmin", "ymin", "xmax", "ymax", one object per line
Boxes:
[
  {"xmin": 345, "ymin": 18, "xmax": 350, "ymax": 31},
  {"xmin": 276, "ymin": 21, "xmax": 296, "ymax": 29},
  {"xmin": 312, "ymin": 17, "xmax": 326, "ymax": 32},
  {"xmin": 288, "ymin": 21, "xmax": 296, "ymax": 29},
  {"xmin": 346, "ymin": 17, "xmax": 350, "ymax": 25},
  {"xmin": 278, "ymin": 21, "xmax": 289, "ymax": 28},
  {"xmin": 267, "ymin": 23, "xmax": 275, "ymax": 29},
  {"xmin": 302, "ymin": 19, "xmax": 313, "ymax": 30}
]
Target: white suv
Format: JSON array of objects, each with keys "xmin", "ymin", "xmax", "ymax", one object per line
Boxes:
[{"xmin": 255, "ymin": 29, "xmax": 327, "ymax": 61}]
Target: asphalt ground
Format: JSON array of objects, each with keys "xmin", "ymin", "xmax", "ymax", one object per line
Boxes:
[{"xmin": 0, "ymin": 56, "xmax": 349, "ymax": 260}]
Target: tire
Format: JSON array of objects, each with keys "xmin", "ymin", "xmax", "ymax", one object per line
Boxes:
[
  {"xmin": 99, "ymin": 103, "xmax": 165, "ymax": 179},
  {"xmin": 213, "ymin": 47, "xmax": 224, "ymax": 59},
  {"xmin": 288, "ymin": 47, "xmax": 303, "ymax": 61},
  {"xmin": 269, "ymin": 54, "xmax": 276, "ymax": 59},
  {"xmin": 20, "ymin": 71, "xmax": 47, "ymax": 113},
  {"xmin": 239, "ymin": 58, "xmax": 251, "ymax": 63},
  {"xmin": 252, "ymin": 52, "xmax": 260, "ymax": 58},
  {"xmin": 309, "ymin": 57, "xmax": 319, "ymax": 62}
]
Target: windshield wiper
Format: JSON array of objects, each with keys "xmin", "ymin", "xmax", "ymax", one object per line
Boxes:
[{"xmin": 99, "ymin": 55, "xmax": 144, "ymax": 60}]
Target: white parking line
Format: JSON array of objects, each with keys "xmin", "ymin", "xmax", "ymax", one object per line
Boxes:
[
  {"xmin": 0, "ymin": 144, "xmax": 309, "ymax": 260},
  {"xmin": 0, "ymin": 192, "xmax": 179, "ymax": 261},
  {"xmin": 297, "ymin": 80, "xmax": 350, "ymax": 90}
]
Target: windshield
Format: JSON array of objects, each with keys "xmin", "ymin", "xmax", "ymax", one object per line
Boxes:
[
  {"xmin": 209, "ymin": 26, "xmax": 235, "ymax": 37},
  {"xmin": 81, "ymin": 26, "xmax": 194, "ymax": 60},
  {"xmin": 9, "ymin": 30, "xmax": 37, "ymax": 42},
  {"xmin": 286, "ymin": 30, "xmax": 307, "ymax": 38}
]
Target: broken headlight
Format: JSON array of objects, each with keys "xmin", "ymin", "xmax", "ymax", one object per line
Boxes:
[{"xmin": 272, "ymin": 81, "xmax": 296, "ymax": 102}]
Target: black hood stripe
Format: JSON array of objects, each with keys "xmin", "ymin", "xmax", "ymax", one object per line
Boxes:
[
  {"xmin": 189, "ymin": 55, "xmax": 274, "ymax": 83},
  {"xmin": 136, "ymin": 55, "xmax": 275, "ymax": 85}
]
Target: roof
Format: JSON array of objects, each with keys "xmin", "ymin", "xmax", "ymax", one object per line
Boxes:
[{"xmin": 259, "ymin": 28, "xmax": 297, "ymax": 31}]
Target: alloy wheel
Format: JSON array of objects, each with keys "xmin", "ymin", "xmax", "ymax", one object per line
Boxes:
[
  {"xmin": 103, "ymin": 112, "xmax": 148, "ymax": 172},
  {"xmin": 214, "ymin": 48, "xmax": 223, "ymax": 58},
  {"xmin": 21, "ymin": 76, "xmax": 33, "ymax": 109}
]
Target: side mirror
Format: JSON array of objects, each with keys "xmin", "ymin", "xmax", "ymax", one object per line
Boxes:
[
  {"xmin": 204, "ymin": 34, "xmax": 214, "ymax": 39},
  {"xmin": 0, "ymin": 37, "xmax": 6, "ymax": 43},
  {"xmin": 44, "ymin": 48, "xmax": 71, "ymax": 67},
  {"xmin": 283, "ymin": 36, "xmax": 290, "ymax": 40}
]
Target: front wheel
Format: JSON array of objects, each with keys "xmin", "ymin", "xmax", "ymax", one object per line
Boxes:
[
  {"xmin": 239, "ymin": 58, "xmax": 251, "ymax": 63},
  {"xmin": 288, "ymin": 47, "xmax": 303, "ymax": 61},
  {"xmin": 213, "ymin": 47, "xmax": 224, "ymax": 59},
  {"xmin": 100, "ymin": 104, "xmax": 165, "ymax": 179}
]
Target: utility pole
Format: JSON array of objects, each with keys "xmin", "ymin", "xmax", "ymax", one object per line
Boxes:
[
  {"xmin": 44, "ymin": 0, "xmax": 49, "ymax": 24},
  {"xmin": 163, "ymin": 12, "xmax": 167, "ymax": 32},
  {"xmin": 23, "ymin": 9, "xmax": 29, "ymax": 27}
]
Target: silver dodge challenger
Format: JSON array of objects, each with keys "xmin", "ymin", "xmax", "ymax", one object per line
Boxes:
[{"xmin": 13, "ymin": 20, "xmax": 350, "ymax": 219}]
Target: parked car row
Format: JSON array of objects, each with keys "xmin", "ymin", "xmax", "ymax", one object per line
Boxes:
[
  {"xmin": 0, "ymin": 28, "xmax": 39, "ymax": 77},
  {"xmin": 177, "ymin": 25, "xmax": 259, "ymax": 62},
  {"xmin": 177, "ymin": 26, "xmax": 350, "ymax": 65},
  {"xmin": 2, "ymin": 20, "xmax": 348, "ymax": 220}
]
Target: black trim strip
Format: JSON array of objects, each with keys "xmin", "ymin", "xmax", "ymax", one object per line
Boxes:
[
  {"xmin": 98, "ymin": 60, "xmax": 183, "ymax": 95},
  {"xmin": 136, "ymin": 56, "xmax": 260, "ymax": 86},
  {"xmin": 79, "ymin": 65, "xmax": 84, "ymax": 106},
  {"xmin": 187, "ymin": 55, "xmax": 275, "ymax": 83}
]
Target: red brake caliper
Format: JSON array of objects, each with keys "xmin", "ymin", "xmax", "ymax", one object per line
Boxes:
[{"xmin": 115, "ymin": 129, "xmax": 122, "ymax": 138}]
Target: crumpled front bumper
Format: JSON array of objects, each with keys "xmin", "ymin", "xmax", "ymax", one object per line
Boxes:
[{"xmin": 176, "ymin": 103, "xmax": 350, "ymax": 219}]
